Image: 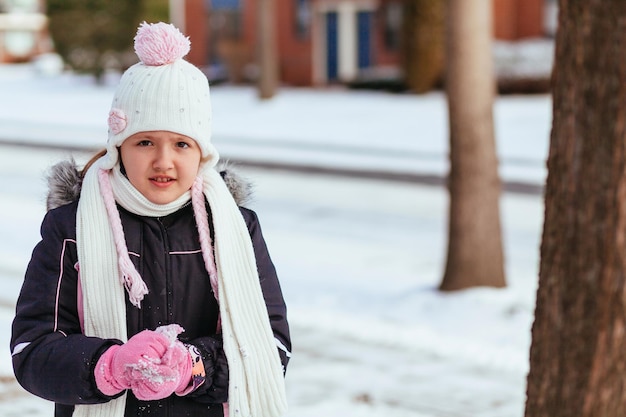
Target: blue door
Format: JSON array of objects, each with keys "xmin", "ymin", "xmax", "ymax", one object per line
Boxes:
[
  {"xmin": 326, "ymin": 12, "xmax": 339, "ymax": 81},
  {"xmin": 357, "ymin": 11, "xmax": 372, "ymax": 70}
]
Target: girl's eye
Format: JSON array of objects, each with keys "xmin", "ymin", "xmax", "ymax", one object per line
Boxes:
[
  {"xmin": 137, "ymin": 140, "xmax": 152, "ymax": 146},
  {"xmin": 177, "ymin": 142, "xmax": 191, "ymax": 149}
]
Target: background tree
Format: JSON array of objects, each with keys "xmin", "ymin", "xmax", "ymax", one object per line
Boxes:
[
  {"xmin": 401, "ymin": 0, "xmax": 445, "ymax": 93},
  {"xmin": 143, "ymin": 0, "xmax": 169, "ymax": 23},
  {"xmin": 257, "ymin": 0, "xmax": 278, "ymax": 99},
  {"xmin": 440, "ymin": 0, "xmax": 505, "ymax": 291},
  {"xmin": 524, "ymin": 1, "xmax": 626, "ymax": 416},
  {"xmin": 47, "ymin": 0, "xmax": 142, "ymax": 82}
]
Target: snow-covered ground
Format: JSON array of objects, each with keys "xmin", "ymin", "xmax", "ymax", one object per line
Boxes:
[{"xmin": 0, "ymin": 62, "xmax": 550, "ymax": 416}]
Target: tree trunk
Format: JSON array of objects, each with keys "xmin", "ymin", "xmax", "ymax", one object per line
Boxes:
[
  {"xmin": 524, "ymin": 1, "xmax": 626, "ymax": 416},
  {"xmin": 257, "ymin": 0, "xmax": 278, "ymax": 99},
  {"xmin": 440, "ymin": 0, "xmax": 505, "ymax": 291},
  {"xmin": 401, "ymin": 0, "xmax": 445, "ymax": 93}
]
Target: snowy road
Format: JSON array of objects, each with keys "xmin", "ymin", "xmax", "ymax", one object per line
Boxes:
[{"xmin": 0, "ymin": 144, "xmax": 537, "ymax": 416}]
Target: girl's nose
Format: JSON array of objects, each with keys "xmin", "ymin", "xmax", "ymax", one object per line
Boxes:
[{"xmin": 153, "ymin": 147, "xmax": 174, "ymax": 171}]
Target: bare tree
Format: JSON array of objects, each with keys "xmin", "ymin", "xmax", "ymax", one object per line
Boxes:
[
  {"xmin": 257, "ymin": 0, "xmax": 278, "ymax": 99},
  {"xmin": 440, "ymin": 0, "xmax": 505, "ymax": 291},
  {"xmin": 401, "ymin": 0, "xmax": 445, "ymax": 93},
  {"xmin": 525, "ymin": 1, "xmax": 626, "ymax": 415}
]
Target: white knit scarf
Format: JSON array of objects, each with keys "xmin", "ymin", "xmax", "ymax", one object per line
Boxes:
[{"xmin": 74, "ymin": 158, "xmax": 287, "ymax": 417}]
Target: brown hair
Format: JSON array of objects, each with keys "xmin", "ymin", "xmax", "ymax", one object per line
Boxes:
[{"xmin": 80, "ymin": 149, "xmax": 108, "ymax": 178}]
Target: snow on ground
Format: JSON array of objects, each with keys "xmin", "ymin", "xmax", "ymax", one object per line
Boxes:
[
  {"xmin": 493, "ymin": 38, "xmax": 554, "ymax": 81},
  {"xmin": 0, "ymin": 61, "xmax": 549, "ymax": 416}
]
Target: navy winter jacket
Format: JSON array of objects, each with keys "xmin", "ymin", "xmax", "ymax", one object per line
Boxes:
[{"xmin": 10, "ymin": 166, "xmax": 291, "ymax": 417}]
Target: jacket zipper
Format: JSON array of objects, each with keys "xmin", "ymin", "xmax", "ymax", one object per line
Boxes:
[{"xmin": 156, "ymin": 217, "xmax": 174, "ymax": 417}]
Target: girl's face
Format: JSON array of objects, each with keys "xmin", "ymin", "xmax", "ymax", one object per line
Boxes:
[{"xmin": 120, "ymin": 130, "xmax": 202, "ymax": 204}]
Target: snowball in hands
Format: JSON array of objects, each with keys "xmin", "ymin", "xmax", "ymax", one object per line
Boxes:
[{"xmin": 95, "ymin": 324, "xmax": 192, "ymax": 400}]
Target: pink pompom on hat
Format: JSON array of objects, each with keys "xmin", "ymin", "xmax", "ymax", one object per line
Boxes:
[
  {"xmin": 134, "ymin": 21, "xmax": 190, "ymax": 65},
  {"xmin": 103, "ymin": 21, "xmax": 218, "ymax": 169}
]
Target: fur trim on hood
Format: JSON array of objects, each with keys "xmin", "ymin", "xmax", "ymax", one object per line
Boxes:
[{"xmin": 46, "ymin": 159, "xmax": 253, "ymax": 212}]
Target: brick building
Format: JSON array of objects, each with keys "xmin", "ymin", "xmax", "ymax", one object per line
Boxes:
[
  {"xmin": 175, "ymin": 0, "xmax": 556, "ymax": 87},
  {"xmin": 6, "ymin": 1, "xmax": 554, "ymax": 83},
  {"xmin": 175, "ymin": 0, "xmax": 400, "ymax": 85}
]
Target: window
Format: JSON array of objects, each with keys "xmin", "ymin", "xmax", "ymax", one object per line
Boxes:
[
  {"xmin": 209, "ymin": 11, "xmax": 242, "ymax": 39},
  {"xmin": 543, "ymin": 0, "xmax": 558, "ymax": 37},
  {"xmin": 294, "ymin": 0, "xmax": 311, "ymax": 39},
  {"xmin": 210, "ymin": 0, "xmax": 240, "ymax": 10},
  {"xmin": 383, "ymin": 2, "xmax": 401, "ymax": 51},
  {"xmin": 207, "ymin": 0, "xmax": 242, "ymax": 39}
]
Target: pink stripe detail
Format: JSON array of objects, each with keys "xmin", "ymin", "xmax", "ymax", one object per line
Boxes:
[
  {"xmin": 128, "ymin": 251, "xmax": 140, "ymax": 258},
  {"xmin": 169, "ymin": 249, "xmax": 202, "ymax": 255},
  {"xmin": 54, "ymin": 239, "xmax": 76, "ymax": 332},
  {"xmin": 75, "ymin": 263, "xmax": 84, "ymax": 333}
]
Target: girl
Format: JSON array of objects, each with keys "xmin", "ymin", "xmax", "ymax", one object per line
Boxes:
[{"xmin": 10, "ymin": 22, "xmax": 290, "ymax": 417}]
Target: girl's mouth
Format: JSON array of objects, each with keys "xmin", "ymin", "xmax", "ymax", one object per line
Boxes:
[
  {"xmin": 152, "ymin": 177, "xmax": 173, "ymax": 182},
  {"xmin": 150, "ymin": 176, "xmax": 175, "ymax": 187}
]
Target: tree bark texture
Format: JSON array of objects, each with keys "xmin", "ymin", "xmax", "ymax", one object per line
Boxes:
[
  {"xmin": 525, "ymin": 1, "xmax": 626, "ymax": 416},
  {"xmin": 257, "ymin": 0, "xmax": 278, "ymax": 99},
  {"xmin": 440, "ymin": 0, "xmax": 505, "ymax": 291},
  {"xmin": 401, "ymin": 0, "xmax": 445, "ymax": 93}
]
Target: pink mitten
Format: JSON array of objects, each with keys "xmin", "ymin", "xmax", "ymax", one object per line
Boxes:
[
  {"xmin": 94, "ymin": 329, "xmax": 171, "ymax": 396},
  {"xmin": 94, "ymin": 345, "xmax": 128, "ymax": 396},
  {"xmin": 128, "ymin": 324, "xmax": 192, "ymax": 401},
  {"xmin": 164, "ymin": 340, "xmax": 193, "ymax": 394}
]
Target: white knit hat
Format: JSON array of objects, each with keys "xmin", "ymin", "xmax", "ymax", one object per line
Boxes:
[{"xmin": 102, "ymin": 22, "xmax": 218, "ymax": 169}]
